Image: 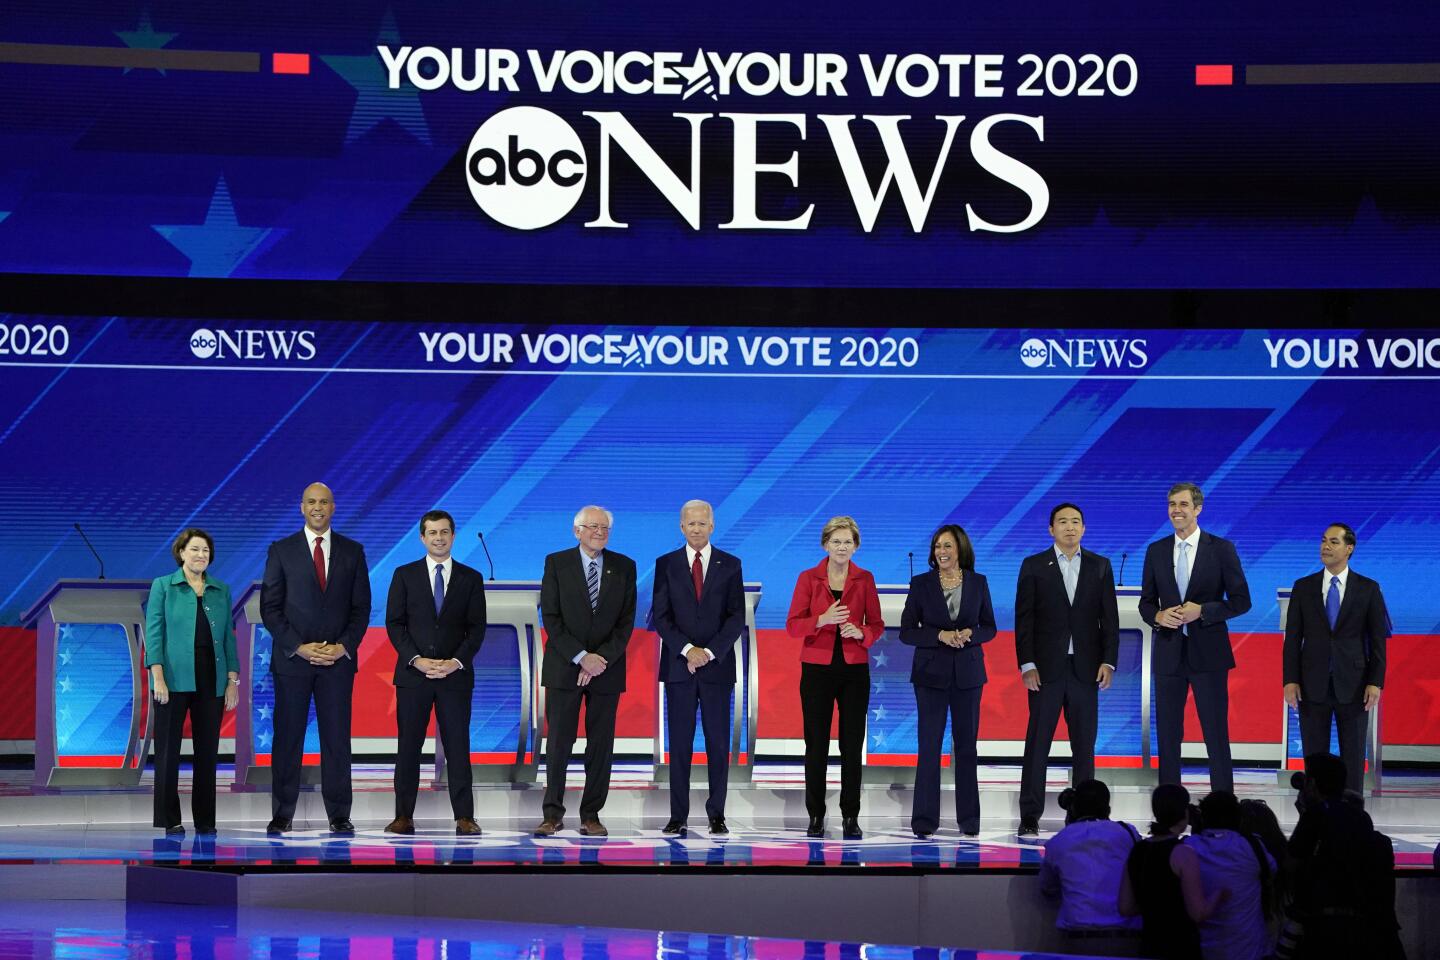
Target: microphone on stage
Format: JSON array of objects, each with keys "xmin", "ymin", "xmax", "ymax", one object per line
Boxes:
[
  {"xmin": 476, "ymin": 530, "xmax": 496, "ymax": 581},
  {"xmin": 907, "ymin": 551, "xmax": 914, "ymax": 580},
  {"xmin": 1118, "ymin": 552, "xmax": 1128, "ymax": 587},
  {"xmin": 74, "ymin": 523, "xmax": 106, "ymax": 580}
]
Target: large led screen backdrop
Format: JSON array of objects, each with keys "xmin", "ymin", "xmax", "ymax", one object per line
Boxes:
[
  {"xmin": 1, "ymin": 320, "xmax": 1438, "ymax": 756},
  {"xmin": 1, "ymin": 2, "xmax": 1437, "ymax": 286}
]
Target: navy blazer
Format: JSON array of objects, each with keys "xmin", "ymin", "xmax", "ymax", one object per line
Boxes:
[
  {"xmin": 260, "ymin": 530, "xmax": 371, "ymax": 677},
  {"xmin": 1283, "ymin": 569, "xmax": 1389, "ymax": 704},
  {"xmin": 1138, "ymin": 530, "xmax": 1251, "ymax": 675},
  {"xmin": 651, "ymin": 546, "xmax": 746, "ymax": 685},
  {"xmin": 384, "ymin": 558, "xmax": 488, "ymax": 689},
  {"xmin": 899, "ymin": 570, "xmax": 996, "ymax": 690},
  {"xmin": 539, "ymin": 547, "xmax": 637, "ymax": 694},
  {"xmin": 1014, "ymin": 547, "xmax": 1120, "ymax": 684}
]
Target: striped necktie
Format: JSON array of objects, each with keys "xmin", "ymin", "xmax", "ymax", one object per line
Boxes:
[{"xmin": 586, "ymin": 558, "xmax": 600, "ymax": 610}]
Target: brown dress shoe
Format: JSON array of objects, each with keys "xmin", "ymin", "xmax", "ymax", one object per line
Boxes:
[
  {"xmin": 384, "ymin": 816, "xmax": 415, "ymax": 835},
  {"xmin": 455, "ymin": 817, "xmax": 483, "ymax": 836},
  {"xmin": 578, "ymin": 818, "xmax": 609, "ymax": 837},
  {"xmin": 533, "ymin": 818, "xmax": 563, "ymax": 837}
]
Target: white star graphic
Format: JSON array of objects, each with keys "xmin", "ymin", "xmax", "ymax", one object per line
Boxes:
[
  {"xmin": 258, "ymin": 650, "xmax": 270, "ymax": 666},
  {"xmin": 871, "ymin": 733, "xmax": 885, "ymax": 747},
  {"xmin": 58, "ymin": 707, "xmax": 72, "ymax": 724},
  {"xmin": 257, "ymin": 705, "xmax": 272, "ymax": 721},
  {"xmin": 256, "ymin": 677, "xmax": 270, "ymax": 692},
  {"xmin": 59, "ymin": 626, "xmax": 74, "ymax": 642},
  {"xmin": 873, "ymin": 651, "xmax": 889, "ymax": 668},
  {"xmin": 58, "ymin": 676, "xmax": 73, "ymax": 694},
  {"xmin": 871, "ymin": 705, "xmax": 887, "ymax": 722},
  {"xmin": 257, "ymin": 731, "xmax": 272, "ymax": 747},
  {"xmin": 59, "ymin": 649, "xmax": 73, "ymax": 666}
]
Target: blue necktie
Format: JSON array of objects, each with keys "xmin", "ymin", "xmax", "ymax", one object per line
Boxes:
[
  {"xmin": 1175, "ymin": 541, "xmax": 1190, "ymax": 601},
  {"xmin": 586, "ymin": 559, "xmax": 600, "ymax": 610},
  {"xmin": 1326, "ymin": 575, "xmax": 1340, "ymax": 630},
  {"xmin": 433, "ymin": 564, "xmax": 445, "ymax": 616}
]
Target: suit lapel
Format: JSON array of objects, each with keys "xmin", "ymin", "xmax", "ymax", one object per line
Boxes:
[
  {"xmin": 1046, "ymin": 552, "xmax": 1071, "ymax": 607},
  {"xmin": 435, "ymin": 562, "xmax": 459, "ymax": 619},
  {"xmin": 1333, "ymin": 572, "xmax": 1359, "ymax": 631}
]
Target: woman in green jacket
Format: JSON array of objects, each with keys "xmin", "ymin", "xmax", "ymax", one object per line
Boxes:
[{"xmin": 145, "ymin": 528, "xmax": 240, "ymax": 835}]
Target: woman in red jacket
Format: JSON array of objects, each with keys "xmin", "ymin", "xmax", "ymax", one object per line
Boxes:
[{"xmin": 785, "ymin": 515, "xmax": 885, "ymax": 839}]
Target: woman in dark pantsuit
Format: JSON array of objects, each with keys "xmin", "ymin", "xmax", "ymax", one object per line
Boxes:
[
  {"xmin": 900, "ymin": 524, "xmax": 995, "ymax": 838},
  {"xmin": 145, "ymin": 528, "xmax": 239, "ymax": 836},
  {"xmin": 785, "ymin": 515, "xmax": 885, "ymax": 840}
]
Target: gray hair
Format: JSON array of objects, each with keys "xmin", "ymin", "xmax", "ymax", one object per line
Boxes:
[
  {"xmin": 572, "ymin": 505, "xmax": 615, "ymax": 528},
  {"xmin": 680, "ymin": 499, "xmax": 714, "ymax": 521}
]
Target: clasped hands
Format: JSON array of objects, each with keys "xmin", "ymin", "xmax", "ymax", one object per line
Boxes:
[
  {"xmin": 684, "ymin": 646, "xmax": 714, "ymax": 674},
  {"xmin": 577, "ymin": 652, "xmax": 608, "ymax": 687},
  {"xmin": 817, "ymin": 600, "xmax": 865, "ymax": 641},
  {"xmin": 1153, "ymin": 601, "xmax": 1202, "ymax": 630},
  {"xmin": 939, "ymin": 627, "xmax": 973, "ymax": 649},
  {"xmin": 298, "ymin": 641, "xmax": 344, "ymax": 667},
  {"xmin": 412, "ymin": 656, "xmax": 462, "ymax": 679}
]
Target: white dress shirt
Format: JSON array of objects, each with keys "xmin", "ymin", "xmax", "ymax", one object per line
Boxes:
[
  {"xmin": 681, "ymin": 543, "xmax": 714, "ymax": 659},
  {"xmin": 1172, "ymin": 527, "xmax": 1201, "ymax": 589},
  {"xmin": 1325, "ymin": 566, "xmax": 1349, "ymax": 606}
]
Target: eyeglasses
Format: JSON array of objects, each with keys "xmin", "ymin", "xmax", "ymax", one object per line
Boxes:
[
  {"xmin": 579, "ymin": 523, "xmax": 611, "ymax": 533},
  {"xmin": 826, "ymin": 539, "xmax": 855, "ymax": 548}
]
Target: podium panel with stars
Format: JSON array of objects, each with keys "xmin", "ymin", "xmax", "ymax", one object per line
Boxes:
[{"xmin": 21, "ymin": 580, "xmax": 154, "ymax": 787}]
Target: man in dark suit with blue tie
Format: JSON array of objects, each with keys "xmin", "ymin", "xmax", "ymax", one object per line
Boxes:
[
  {"xmin": 384, "ymin": 509, "xmax": 488, "ymax": 836},
  {"xmin": 260, "ymin": 482, "xmax": 371, "ymax": 835},
  {"xmin": 651, "ymin": 500, "xmax": 746, "ymax": 837},
  {"xmin": 1283, "ymin": 523, "xmax": 1389, "ymax": 795},
  {"xmin": 1014, "ymin": 503, "xmax": 1119, "ymax": 836},
  {"xmin": 534, "ymin": 505, "xmax": 637, "ymax": 838},
  {"xmin": 1139, "ymin": 482, "xmax": 1251, "ymax": 792}
]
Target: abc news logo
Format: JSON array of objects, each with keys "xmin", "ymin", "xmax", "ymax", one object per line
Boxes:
[
  {"xmin": 1019, "ymin": 337, "xmax": 1148, "ymax": 370},
  {"xmin": 467, "ymin": 107, "xmax": 586, "ymax": 230},
  {"xmin": 189, "ymin": 328, "xmax": 318, "ymax": 361}
]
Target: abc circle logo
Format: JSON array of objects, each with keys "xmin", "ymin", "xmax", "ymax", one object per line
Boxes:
[
  {"xmin": 1019, "ymin": 338, "xmax": 1048, "ymax": 368},
  {"xmin": 190, "ymin": 329, "xmax": 218, "ymax": 359},
  {"xmin": 466, "ymin": 107, "xmax": 586, "ymax": 230}
]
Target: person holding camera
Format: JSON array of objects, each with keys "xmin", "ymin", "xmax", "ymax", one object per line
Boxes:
[
  {"xmin": 1119, "ymin": 784, "xmax": 1225, "ymax": 960},
  {"xmin": 1188, "ymin": 790, "xmax": 1276, "ymax": 960},
  {"xmin": 1038, "ymin": 779, "xmax": 1141, "ymax": 950}
]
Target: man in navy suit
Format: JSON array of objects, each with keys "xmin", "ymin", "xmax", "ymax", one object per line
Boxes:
[
  {"xmin": 1283, "ymin": 523, "xmax": 1389, "ymax": 795},
  {"xmin": 651, "ymin": 500, "xmax": 746, "ymax": 836},
  {"xmin": 534, "ymin": 505, "xmax": 637, "ymax": 838},
  {"xmin": 1139, "ymin": 482, "xmax": 1251, "ymax": 792},
  {"xmin": 260, "ymin": 482, "xmax": 371, "ymax": 835},
  {"xmin": 384, "ymin": 509, "xmax": 488, "ymax": 836},
  {"xmin": 1014, "ymin": 502, "xmax": 1120, "ymax": 836}
]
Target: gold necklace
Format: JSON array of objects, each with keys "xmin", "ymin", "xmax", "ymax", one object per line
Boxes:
[{"xmin": 938, "ymin": 570, "xmax": 963, "ymax": 587}]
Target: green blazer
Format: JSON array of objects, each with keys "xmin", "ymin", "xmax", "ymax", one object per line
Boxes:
[{"xmin": 144, "ymin": 569, "xmax": 239, "ymax": 694}]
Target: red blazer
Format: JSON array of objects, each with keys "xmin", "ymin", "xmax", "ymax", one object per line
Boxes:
[{"xmin": 785, "ymin": 558, "xmax": 885, "ymax": 665}]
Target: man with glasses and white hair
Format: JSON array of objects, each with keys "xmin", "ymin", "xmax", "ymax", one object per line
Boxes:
[
  {"xmin": 651, "ymin": 500, "xmax": 746, "ymax": 837},
  {"xmin": 534, "ymin": 505, "xmax": 637, "ymax": 837}
]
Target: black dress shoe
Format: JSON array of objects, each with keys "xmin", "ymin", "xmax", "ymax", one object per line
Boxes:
[
  {"xmin": 195, "ymin": 826, "xmax": 217, "ymax": 837},
  {"xmin": 805, "ymin": 816, "xmax": 824, "ymax": 838},
  {"xmin": 913, "ymin": 829, "xmax": 934, "ymax": 840},
  {"xmin": 1017, "ymin": 817, "xmax": 1039, "ymax": 837},
  {"xmin": 265, "ymin": 818, "xmax": 291, "ymax": 836},
  {"xmin": 163, "ymin": 824, "xmax": 185, "ymax": 837},
  {"xmin": 329, "ymin": 818, "xmax": 355, "ymax": 835},
  {"xmin": 708, "ymin": 816, "xmax": 728, "ymax": 836},
  {"xmin": 841, "ymin": 817, "xmax": 863, "ymax": 840},
  {"xmin": 661, "ymin": 819, "xmax": 687, "ymax": 836}
]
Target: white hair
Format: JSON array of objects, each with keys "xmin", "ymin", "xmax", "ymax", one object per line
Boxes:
[
  {"xmin": 679, "ymin": 499, "xmax": 714, "ymax": 521},
  {"xmin": 573, "ymin": 505, "xmax": 615, "ymax": 528}
]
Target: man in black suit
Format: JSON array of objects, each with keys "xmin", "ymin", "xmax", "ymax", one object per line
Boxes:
[
  {"xmin": 1014, "ymin": 502, "xmax": 1119, "ymax": 836},
  {"xmin": 1139, "ymin": 482, "xmax": 1251, "ymax": 792},
  {"xmin": 651, "ymin": 500, "xmax": 746, "ymax": 837},
  {"xmin": 260, "ymin": 482, "xmax": 371, "ymax": 835},
  {"xmin": 1283, "ymin": 523, "xmax": 1389, "ymax": 795},
  {"xmin": 383, "ymin": 509, "xmax": 488, "ymax": 836},
  {"xmin": 534, "ymin": 505, "xmax": 637, "ymax": 837}
]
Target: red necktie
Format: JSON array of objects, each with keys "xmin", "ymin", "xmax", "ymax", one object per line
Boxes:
[
  {"xmin": 313, "ymin": 536, "xmax": 327, "ymax": 592},
  {"xmin": 691, "ymin": 553, "xmax": 703, "ymax": 601}
]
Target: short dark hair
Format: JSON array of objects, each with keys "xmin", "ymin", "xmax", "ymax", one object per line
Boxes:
[
  {"xmin": 1305, "ymin": 752, "xmax": 1347, "ymax": 799},
  {"xmin": 1326, "ymin": 522, "xmax": 1356, "ymax": 547},
  {"xmin": 419, "ymin": 510, "xmax": 456, "ymax": 535},
  {"xmin": 1149, "ymin": 783, "xmax": 1190, "ymax": 836},
  {"xmin": 171, "ymin": 528, "xmax": 215, "ymax": 566},
  {"xmin": 1198, "ymin": 790, "xmax": 1242, "ymax": 831},
  {"xmin": 1060, "ymin": 778, "xmax": 1111, "ymax": 819},
  {"xmin": 1049, "ymin": 502, "xmax": 1084, "ymax": 526},
  {"xmin": 1168, "ymin": 482, "xmax": 1204, "ymax": 507},
  {"xmin": 927, "ymin": 524, "xmax": 976, "ymax": 572}
]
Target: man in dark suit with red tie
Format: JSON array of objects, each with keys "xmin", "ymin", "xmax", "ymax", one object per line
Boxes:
[
  {"xmin": 260, "ymin": 482, "xmax": 371, "ymax": 835},
  {"xmin": 651, "ymin": 500, "xmax": 746, "ymax": 836},
  {"xmin": 384, "ymin": 509, "xmax": 488, "ymax": 836},
  {"xmin": 534, "ymin": 505, "xmax": 637, "ymax": 838},
  {"xmin": 1283, "ymin": 523, "xmax": 1389, "ymax": 795},
  {"xmin": 1014, "ymin": 502, "xmax": 1120, "ymax": 837},
  {"xmin": 1139, "ymin": 482, "xmax": 1251, "ymax": 792}
]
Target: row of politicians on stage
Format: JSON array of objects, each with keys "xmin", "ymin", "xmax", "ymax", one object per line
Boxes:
[{"xmin": 141, "ymin": 481, "xmax": 1387, "ymax": 848}]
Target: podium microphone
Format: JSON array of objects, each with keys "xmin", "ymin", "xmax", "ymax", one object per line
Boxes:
[
  {"xmin": 907, "ymin": 551, "xmax": 914, "ymax": 580},
  {"xmin": 74, "ymin": 523, "xmax": 105, "ymax": 580},
  {"xmin": 1118, "ymin": 552, "xmax": 1128, "ymax": 587},
  {"xmin": 476, "ymin": 530, "xmax": 495, "ymax": 580}
]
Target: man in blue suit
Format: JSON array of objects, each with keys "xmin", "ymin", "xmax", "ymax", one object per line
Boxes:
[
  {"xmin": 651, "ymin": 500, "xmax": 746, "ymax": 836},
  {"xmin": 1139, "ymin": 482, "xmax": 1251, "ymax": 792},
  {"xmin": 260, "ymin": 482, "xmax": 371, "ymax": 835}
]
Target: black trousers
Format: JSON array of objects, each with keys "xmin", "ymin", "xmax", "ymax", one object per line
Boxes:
[
  {"xmin": 151, "ymin": 675, "xmax": 223, "ymax": 829},
  {"xmin": 394, "ymin": 682, "xmax": 474, "ymax": 819},
  {"xmin": 542, "ymin": 685, "xmax": 619, "ymax": 821},
  {"xmin": 1299, "ymin": 681, "xmax": 1367, "ymax": 795},
  {"xmin": 271, "ymin": 667, "xmax": 354, "ymax": 820},
  {"xmin": 1155, "ymin": 667, "xmax": 1232, "ymax": 793},
  {"xmin": 799, "ymin": 661, "xmax": 869, "ymax": 819},
  {"xmin": 1019, "ymin": 655, "xmax": 1098, "ymax": 820},
  {"xmin": 665, "ymin": 676, "xmax": 732, "ymax": 821},
  {"xmin": 912, "ymin": 682, "xmax": 983, "ymax": 834}
]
